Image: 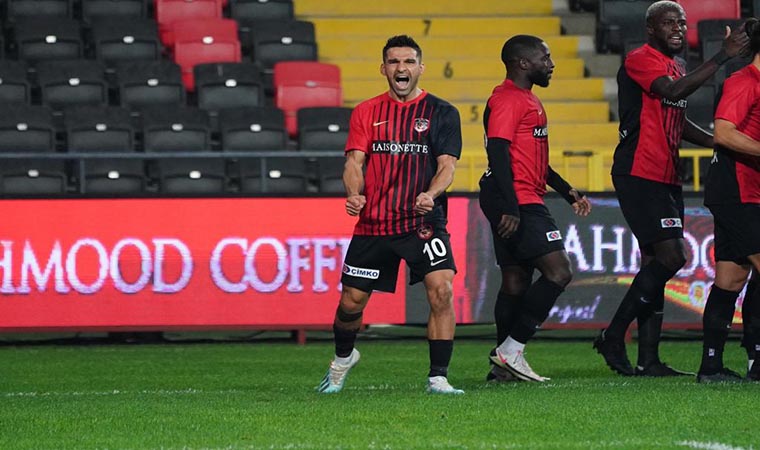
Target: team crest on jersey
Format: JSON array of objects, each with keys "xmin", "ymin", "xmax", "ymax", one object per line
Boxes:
[
  {"xmin": 546, "ymin": 230, "xmax": 562, "ymax": 242},
  {"xmin": 414, "ymin": 118, "xmax": 430, "ymax": 132},
  {"xmin": 660, "ymin": 218, "xmax": 682, "ymax": 228},
  {"xmin": 417, "ymin": 223, "xmax": 433, "ymax": 240}
]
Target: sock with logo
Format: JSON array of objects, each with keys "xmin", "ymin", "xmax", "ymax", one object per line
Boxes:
[
  {"xmin": 428, "ymin": 339, "xmax": 454, "ymax": 377},
  {"xmin": 606, "ymin": 260, "xmax": 675, "ymax": 341},
  {"xmin": 494, "ymin": 291, "xmax": 523, "ymax": 345},
  {"xmin": 508, "ymin": 277, "xmax": 564, "ymax": 344},
  {"xmin": 700, "ymin": 286, "xmax": 740, "ymax": 374},
  {"xmin": 497, "ymin": 336, "xmax": 526, "ymax": 355}
]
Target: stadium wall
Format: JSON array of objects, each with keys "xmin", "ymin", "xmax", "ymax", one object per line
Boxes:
[{"xmin": 0, "ymin": 194, "xmax": 735, "ymax": 332}]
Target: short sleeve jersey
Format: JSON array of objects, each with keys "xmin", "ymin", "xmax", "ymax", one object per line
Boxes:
[
  {"xmin": 612, "ymin": 44, "xmax": 687, "ymax": 185},
  {"xmin": 345, "ymin": 91, "xmax": 462, "ymax": 235},
  {"xmin": 482, "ymin": 79, "xmax": 549, "ymax": 205},
  {"xmin": 705, "ymin": 65, "xmax": 760, "ymax": 205}
]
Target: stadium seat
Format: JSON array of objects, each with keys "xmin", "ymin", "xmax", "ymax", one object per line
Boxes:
[
  {"xmin": 678, "ymin": 0, "xmax": 741, "ymax": 49},
  {"xmin": 219, "ymin": 106, "xmax": 287, "ymax": 151},
  {"xmin": 273, "ymin": 61, "xmax": 342, "ymax": 137},
  {"xmin": 5, "ymin": 0, "xmax": 72, "ymax": 22},
  {"xmin": 194, "ymin": 62, "xmax": 265, "ymax": 119},
  {"xmin": 11, "ymin": 18, "xmax": 83, "ymax": 62},
  {"xmin": 155, "ymin": 0, "xmax": 223, "ymax": 47},
  {"xmin": 296, "ymin": 106, "xmax": 350, "ymax": 192},
  {"xmin": 140, "ymin": 106, "xmax": 225, "ymax": 193},
  {"xmin": 115, "ymin": 60, "xmax": 186, "ymax": 111},
  {"xmin": 0, "ymin": 61, "xmax": 32, "ymax": 105},
  {"xmin": 229, "ymin": 0, "xmax": 293, "ymax": 21},
  {"xmin": 81, "ymin": 0, "xmax": 147, "ymax": 24},
  {"xmin": 238, "ymin": 156, "xmax": 308, "ymax": 193},
  {"xmin": 64, "ymin": 105, "xmax": 145, "ymax": 194},
  {"xmin": 0, "ymin": 105, "xmax": 66, "ymax": 195},
  {"xmin": 685, "ymin": 84, "xmax": 716, "ymax": 132},
  {"xmin": 37, "ymin": 60, "xmax": 108, "ymax": 111},
  {"xmin": 90, "ymin": 19, "xmax": 162, "ymax": 67},
  {"xmin": 172, "ymin": 18, "xmax": 242, "ymax": 91},
  {"xmin": 595, "ymin": 0, "xmax": 652, "ymax": 54},
  {"xmin": 248, "ymin": 19, "xmax": 317, "ymax": 71}
]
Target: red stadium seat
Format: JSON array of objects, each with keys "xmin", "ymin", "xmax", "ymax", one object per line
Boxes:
[
  {"xmin": 155, "ymin": 0, "xmax": 223, "ymax": 47},
  {"xmin": 173, "ymin": 18, "xmax": 241, "ymax": 91},
  {"xmin": 273, "ymin": 61, "xmax": 342, "ymax": 137},
  {"xmin": 677, "ymin": 0, "xmax": 740, "ymax": 48}
]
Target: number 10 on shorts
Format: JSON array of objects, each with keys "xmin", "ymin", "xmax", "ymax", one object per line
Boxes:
[{"xmin": 423, "ymin": 238, "xmax": 448, "ymax": 263}]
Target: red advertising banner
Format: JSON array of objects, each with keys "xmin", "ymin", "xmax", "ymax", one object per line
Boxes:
[{"xmin": 0, "ymin": 198, "xmax": 422, "ymax": 330}]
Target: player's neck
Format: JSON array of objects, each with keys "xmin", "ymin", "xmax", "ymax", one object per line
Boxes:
[
  {"xmin": 508, "ymin": 75, "xmax": 533, "ymax": 91},
  {"xmin": 753, "ymin": 54, "xmax": 760, "ymax": 70},
  {"xmin": 388, "ymin": 88, "xmax": 423, "ymax": 103}
]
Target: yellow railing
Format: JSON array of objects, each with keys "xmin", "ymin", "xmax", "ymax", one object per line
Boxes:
[{"xmin": 452, "ymin": 148, "xmax": 714, "ymax": 193}]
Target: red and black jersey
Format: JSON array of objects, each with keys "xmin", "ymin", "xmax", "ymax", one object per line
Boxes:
[
  {"xmin": 345, "ymin": 91, "xmax": 462, "ymax": 236},
  {"xmin": 612, "ymin": 44, "xmax": 687, "ymax": 185},
  {"xmin": 705, "ymin": 65, "xmax": 760, "ymax": 205},
  {"xmin": 481, "ymin": 79, "xmax": 549, "ymax": 205}
]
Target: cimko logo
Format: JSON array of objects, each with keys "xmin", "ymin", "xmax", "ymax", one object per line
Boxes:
[
  {"xmin": 660, "ymin": 218, "xmax": 682, "ymax": 228},
  {"xmin": 342, "ymin": 263, "xmax": 380, "ymax": 279}
]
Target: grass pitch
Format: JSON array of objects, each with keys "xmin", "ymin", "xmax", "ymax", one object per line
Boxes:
[{"xmin": 1, "ymin": 337, "xmax": 758, "ymax": 450}]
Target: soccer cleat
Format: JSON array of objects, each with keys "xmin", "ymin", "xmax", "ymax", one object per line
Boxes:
[
  {"xmin": 635, "ymin": 362, "xmax": 695, "ymax": 377},
  {"xmin": 593, "ymin": 329, "xmax": 635, "ymax": 376},
  {"xmin": 696, "ymin": 367, "xmax": 745, "ymax": 384},
  {"xmin": 486, "ymin": 364, "xmax": 519, "ymax": 383},
  {"xmin": 316, "ymin": 348, "xmax": 360, "ymax": 394},
  {"xmin": 747, "ymin": 360, "xmax": 760, "ymax": 381},
  {"xmin": 426, "ymin": 376, "xmax": 464, "ymax": 395},
  {"xmin": 490, "ymin": 347, "xmax": 548, "ymax": 382}
]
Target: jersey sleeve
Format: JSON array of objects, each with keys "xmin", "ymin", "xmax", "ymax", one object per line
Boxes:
[
  {"xmin": 715, "ymin": 74, "xmax": 757, "ymax": 126},
  {"xmin": 624, "ymin": 49, "xmax": 670, "ymax": 94},
  {"xmin": 430, "ymin": 104, "xmax": 462, "ymax": 158},
  {"xmin": 344, "ymin": 103, "xmax": 371, "ymax": 154},
  {"xmin": 486, "ymin": 94, "xmax": 525, "ymax": 142}
]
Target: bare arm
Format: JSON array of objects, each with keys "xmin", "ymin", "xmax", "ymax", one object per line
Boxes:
[
  {"xmin": 714, "ymin": 118, "xmax": 760, "ymax": 156},
  {"xmin": 414, "ymin": 154, "xmax": 457, "ymax": 215},
  {"xmin": 651, "ymin": 25, "xmax": 749, "ymax": 101},
  {"xmin": 343, "ymin": 150, "xmax": 367, "ymax": 216},
  {"xmin": 682, "ymin": 118, "xmax": 714, "ymax": 148}
]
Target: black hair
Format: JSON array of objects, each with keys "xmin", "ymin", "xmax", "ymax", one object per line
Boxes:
[
  {"xmin": 746, "ymin": 17, "xmax": 760, "ymax": 54},
  {"xmin": 382, "ymin": 35, "xmax": 422, "ymax": 62},
  {"xmin": 501, "ymin": 35, "xmax": 544, "ymax": 69}
]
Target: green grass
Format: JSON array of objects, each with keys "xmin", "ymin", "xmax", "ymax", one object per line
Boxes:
[{"xmin": 1, "ymin": 339, "xmax": 758, "ymax": 449}]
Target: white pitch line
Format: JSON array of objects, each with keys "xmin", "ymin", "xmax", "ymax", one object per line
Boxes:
[
  {"xmin": 678, "ymin": 440, "xmax": 753, "ymax": 450},
  {"xmin": 3, "ymin": 388, "xmax": 243, "ymax": 398}
]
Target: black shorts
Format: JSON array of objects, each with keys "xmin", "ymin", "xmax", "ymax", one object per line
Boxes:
[
  {"xmin": 340, "ymin": 223, "xmax": 457, "ymax": 293},
  {"xmin": 708, "ymin": 203, "xmax": 760, "ymax": 264},
  {"xmin": 613, "ymin": 175, "xmax": 684, "ymax": 248},
  {"xmin": 480, "ymin": 200, "xmax": 565, "ymax": 266}
]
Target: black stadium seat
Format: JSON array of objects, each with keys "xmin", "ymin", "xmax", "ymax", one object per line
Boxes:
[
  {"xmin": 248, "ymin": 19, "xmax": 317, "ymax": 72},
  {"xmin": 37, "ymin": 60, "xmax": 108, "ymax": 111},
  {"xmin": 5, "ymin": 0, "xmax": 72, "ymax": 23},
  {"xmin": 219, "ymin": 106, "xmax": 287, "ymax": 151},
  {"xmin": 229, "ymin": 0, "xmax": 293, "ymax": 22},
  {"xmin": 0, "ymin": 61, "xmax": 32, "ymax": 105},
  {"xmin": 115, "ymin": 60, "xmax": 185, "ymax": 111},
  {"xmin": 596, "ymin": 0, "xmax": 653, "ymax": 54},
  {"xmin": 82, "ymin": 0, "xmax": 147, "ymax": 24},
  {"xmin": 194, "ymin": 62, "xmax": 265, "ymax": 119},
  {"xmin": 12, "ymin": 18, "xmax": 83, "ymax": 62},
  {"xmin": 90, "ymin": 19, "xmax": 162, "ymax": 67}
]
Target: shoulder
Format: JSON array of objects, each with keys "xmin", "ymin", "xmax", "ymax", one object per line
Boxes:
[
  {"xmin": 353, "ymin": 93, "xmax": 388, "ymax": 112},
  {"xmin": 625, "ymin": 45, "xmax": 666, "ymax": 67}
]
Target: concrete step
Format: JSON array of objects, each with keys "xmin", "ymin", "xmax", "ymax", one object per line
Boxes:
[
  {"xmin": 311, "ymin": 17, "xmax": 562, "ymax": 38},
  {"xmin": 295, "ymin": 0, "xmax": 553, "ymax": 17}
]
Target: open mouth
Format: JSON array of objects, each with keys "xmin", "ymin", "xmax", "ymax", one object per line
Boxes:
[
  {"xmin": 668, "ymin": 35, "xmax": 683, "ymax": 45},
  {"xmin": 394, "ymin": 74, "xmax": 410, "ymax": 90}
]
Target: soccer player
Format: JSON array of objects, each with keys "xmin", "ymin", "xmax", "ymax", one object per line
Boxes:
[
  {"xmin": 316, "ymin": 35, "xmax": 464, "ymax": 395},
  {"xmin": 698, "ymin": 17, "xmax": 760, "ymax": 383},
  {"xmin": 479, "ymin": 35, "xmax": 592, "ymax": 382},
  {"xmin": 594, "ymin": 0, "xmax": 749, "ymax": 377}
]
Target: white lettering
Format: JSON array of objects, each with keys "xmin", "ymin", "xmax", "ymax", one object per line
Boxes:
[
  {"xmin": 0, "ymin": 240, "xmax": 14, "ymax": 293},
  {"xmin": 19, "ymin": 241, "xmax": 69, "ymax": 294},
  {"xmin": 66, "ymin": 238, "xmax": 109, "ymax": 294},
  {"xmin": 592, "ymin": 226, "xmax": 627, "ymax": 273},
  {"xmin": 153, "ymin": 239, "xmax": 192, "ymax": 293},
  {"xmin": 312, "ymin": 238, "xmax": 337, "ymax": 293},
  {"xmin": 286, "ymin": 238, "xmax": 311, "ymax": 293},
  {"xmin": 564, "ymin": 224, "xmax": 590, "ymax": 272},
  {"xmin": 110, "ymin": 238, "xmax": 152, "ymax": 294},
  {"xmin": 245, "ymin": 237, "xmax": 287, "ymax": 292},
  {"xmin": 210, "ymin": 238, "xmax": 248, "ymax": 293}
]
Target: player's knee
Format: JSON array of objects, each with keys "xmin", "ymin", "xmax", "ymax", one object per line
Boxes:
[
  {"xmin": 543, "ymin": 265, "xmax": 573, "ymax": 288},
  {"xmin": 339, "ymin": 287, "xmax": 369, "ymax": 313},
  {"xmin": 427, "ymin": 283, "xmax": 453, "ymax": 312}
]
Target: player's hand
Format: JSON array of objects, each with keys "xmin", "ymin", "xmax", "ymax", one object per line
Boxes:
[
  {"xmin": 345, "ymin": 194, "xmax": 366, "ymax": 216},
  {"xmin": 570, "ymin": 189, "xmax": 591, "ymax": 217},
  {"xmin": 723, "ymin": 23, "xmax": 750, "ymax": 58},
  {"xmin": 497, "ymin": 214, "xmax": 520, "ymax": 239},
  {"xmin": 414, "ymin": 192, "xmax": 434, "ymax": 215}
]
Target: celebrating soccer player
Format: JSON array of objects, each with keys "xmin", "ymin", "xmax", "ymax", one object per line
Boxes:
[
  {"xmin": 698, "ymin": 18, "xmax": 760, "ymax": 383},
  {"xmin": 595, "ymin": 0, "xmax": 749, "ymax": 377},
  {"xmin": 479, "ymin": 35, "xmax": 592, "ymax": 383},
  {"xmin": 317, "ymin": 35, "xmax": 465, "ymax": 395}
]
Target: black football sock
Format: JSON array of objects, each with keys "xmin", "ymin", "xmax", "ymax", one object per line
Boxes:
[
  {"xmin": 607, "ymin": 261, "xmax": 674, "ymax": 341},
  {"xmin": 700, "ymin": 286, "xmax": 740, "ymax": 374},
  {"xmin": 509, "ymin": 277, "xmax": 564, "ymax": 344},
  {"xmin": 637, "ymin": 290, "xmax": 665, "ymax": 368},
  {"xmin": 743, "ymin": 277, "xmax": 759, "ymax": 361},
  {"xmin": 334, "ymin": 306, "xmax": 362, "ymax": 358},
  {"xmin": 494, "ymin": 291, "xmax": 522, "ymax": 345},
  {"xmin": 428, "ymin": 339, "xmax": 454, "ymax": 377}
]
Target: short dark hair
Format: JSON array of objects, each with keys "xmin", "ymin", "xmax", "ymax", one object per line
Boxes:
[
  {"xmin": 501, "ymin": 35, "xmax": 544, "ymax": 68},
  {"xmin": 382, "ymin": 35, "xmax": 422, "ymax": 62},
  {"xmin": 747, "ymin": 17, "xmax": 760, "ymax": 54}
]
